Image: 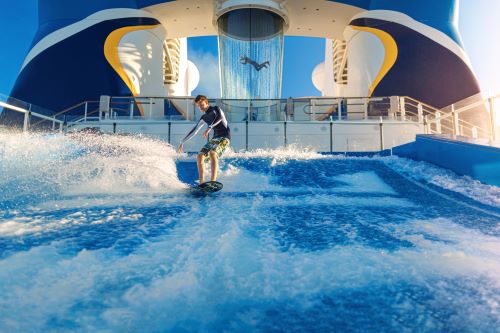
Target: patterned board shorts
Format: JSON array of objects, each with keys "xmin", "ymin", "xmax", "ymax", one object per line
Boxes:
[{"xmin": 200, "ymin": 137, "xmax": 230, "ymax": 162}]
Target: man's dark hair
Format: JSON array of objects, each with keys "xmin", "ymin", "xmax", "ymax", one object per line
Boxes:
[{"xmin": 194, "ymin": 95, "xmax": 208, "ymax": 103}]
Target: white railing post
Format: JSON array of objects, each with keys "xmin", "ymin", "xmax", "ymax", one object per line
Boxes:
[
  {"xmin": 84, "ymin": 102, "xmax": 88, "ymax": 121},
  {"xmin": 488, "ymin": 97, "xmax": 497, "ymax": 141},
  {"xmin": 193, "ymin": 98, "xmax": 197, "ymax": 120},
  {"xmin": 286, "ymin": 97, "xmax": 293, "ymax": 121},
  {"xmin": 129, "ymin": 99, "xmax": 134, "ymax": 119},
  {"xmin": 247, "ymin": 99, "xmax": 251, "ymax": 121},
  {"xmin": 186, "ymin": 98, "xmax": 190, "ymax": 120},
  {"xmin": 99, "ymin": 95, "xmax": 110, "ymax": 121},
  {"xmin": 472, "ymin": 126, "xmax": 478, "ymax": 139},
  {"xmin": 399, "ymin": 97, "xmax": 406, "ymax": 121},
  {"xmin": 417, "ymin": 103, "xmax": 423, "ymax": 123},
  {"xmin": 379, "ymin": 116, "xmax": 384, "ymax": 150},
  {"xmin": 451, "ymin": 104, "xmax": 459, "ymax": 137},
  {"xmin": 337, "ymin": 99, "xmax": 342, "ymax": 121},
  {"xmin": 308, "ymin": 98, "xmax": 312, "ymax": 121},
  {"xmin": 311, "ymin": 98, "xmax": 316, "ymax": 121},
  {"xmin": 267, "ymin": 99, "xmax": 271, "ymax": 121},
  {"xmin": 363, "ymin": 98, "xmax": 368, "ymax": 120},
  {"xmin": 149, "ymin": 98, "xmax": 153, "ymax": 119},
  {"xmin": 23, "ymin": 111, "xmax": 30, "ymax": 132},
  {"xmin": 389, "ymin": 96, "xmax": 398, "ymax": 120},
  {"xmin": 424, "ymin": 115, "xmax": 429, "ymax": 134},
  {"xmin": 436, "ymin": 112, "xmax": 442, "ymax": 134}
]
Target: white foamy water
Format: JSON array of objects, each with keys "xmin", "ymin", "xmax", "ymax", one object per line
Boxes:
[
  {"xmin": 381, "ymin": 156, "xmax": 500, "ymax": 207},
  {"xmin": 225, "ymin": 144, "xmax": 329, "ymax": 160},
  {"xmin": 0, "ymin": 132, "xmax": 185, "ymax": 200},
  {"xmin": 0, "ymin": 133, "xmax": 499, "ymax": 332},
  {"xmin": 0, "ymin": 132, "xmax": 187, "ymax": 237},
  {"xmin": 0, "ymin": 202, "xmax": 498, "ymax": 332}
]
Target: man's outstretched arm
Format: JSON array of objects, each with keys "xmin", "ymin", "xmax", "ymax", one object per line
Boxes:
[{"xmin": 177, "ymin": 118, "xmax": 205, "ymax": 152}]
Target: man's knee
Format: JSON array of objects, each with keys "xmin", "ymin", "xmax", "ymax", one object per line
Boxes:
[
  {"xmin": 209, "ymin": 150, "xmax": 218, "ymax": 159},
  {"xmin": 197, "ymin": 153, "xmax": 204, "ymax": 161}
]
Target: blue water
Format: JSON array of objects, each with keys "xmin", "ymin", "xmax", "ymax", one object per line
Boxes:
[{"xmin": 0, "ymin": 133, "xmax": 499, "ymax": 332}]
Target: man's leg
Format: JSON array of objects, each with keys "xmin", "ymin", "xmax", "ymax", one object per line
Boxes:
[
  {"xmin": 197, "ymin": 153, "xmax": 205, "ymax": 184},
  {"xmin": 209, "ymin": 150, "xmax": 219, "ymax": 182}
]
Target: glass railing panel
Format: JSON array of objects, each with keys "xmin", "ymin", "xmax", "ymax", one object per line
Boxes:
[
  {"xmin": 310, "ymin": 98, "xmax": 340, "ymax": 121},
  {"xmin": 219, "ymin": 99, "xmax": 248, "ymax": 122},
  {"xmin": 289, "ymin": 99, "xmax": 310, "ymax": 121},
  {"xmin": 367, "ymin": 97, "xmax": 390, "ymax": 118}
]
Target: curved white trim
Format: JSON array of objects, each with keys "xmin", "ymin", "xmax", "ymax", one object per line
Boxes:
[
  {"xmin": 21, "ymin": 8, "xmax": 159, "ymax": 71},
  {"xmin": 350, "ymin": 10, "xmax": 472, "ymax": 68},
  {"xmin": 214, "ymin": 0, "xmax": 289, "ymax": 31}
]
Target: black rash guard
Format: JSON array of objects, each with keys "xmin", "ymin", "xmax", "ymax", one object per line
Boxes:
[{"xmin": 180, "ymin": 106, "xmax": 231, "ymax": 144}]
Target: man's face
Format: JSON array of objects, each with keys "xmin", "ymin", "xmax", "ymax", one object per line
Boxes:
[{"xmin": 196, "ymin": 100, "xmax": 209, "ymax": 112}]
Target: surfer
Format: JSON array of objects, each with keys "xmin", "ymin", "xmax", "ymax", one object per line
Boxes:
[{"xmin": 177, "ymin": 95, "xmax": 231, "ymax": 184}]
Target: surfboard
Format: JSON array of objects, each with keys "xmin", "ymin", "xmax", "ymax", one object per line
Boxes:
[{"xmin": 190, "ymin": 181, "xmax": 223, "ymax": 196}]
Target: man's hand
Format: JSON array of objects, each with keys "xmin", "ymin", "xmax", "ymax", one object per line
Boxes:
[
  {"xmin": 177, "ymin": 143, "xmax": 183, "ymax": 153},
  {"xmin": 202, "ymin": 128, "xmax": 211, "ymax": 139}
]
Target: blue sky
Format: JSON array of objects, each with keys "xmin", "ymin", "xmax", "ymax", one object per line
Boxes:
[{"xmin": 1, "ymin": 1, "xmax": 499, "ymax": 98}]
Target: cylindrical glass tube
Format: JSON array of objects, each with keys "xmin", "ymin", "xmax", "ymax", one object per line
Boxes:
[{"xmin": 218, "ymin": 8, "xmax": 284, "ymax": 99}]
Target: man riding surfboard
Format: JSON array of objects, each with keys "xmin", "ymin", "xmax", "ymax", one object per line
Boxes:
[{"xmin": 177, "ymin": 95, "xmax": 231, "ymax": 185}]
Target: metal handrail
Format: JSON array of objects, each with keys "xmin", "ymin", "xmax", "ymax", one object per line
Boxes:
[
  {"xmin": 403, "ymin": 95, "xmax": 497, "ymax": 139},
  {"xmin": 403, "ymin": 96, "xmax": 441, "ymax": 113},
  {"xmin": 5, "ymin": 93, "xmax": 496, "ymax": 141},
  {"xmin": 458, "ymin": 118, "xmax": 490, "ymax": 135},
  {"xmin": 57, "ymin": 101, "xmax": 95, "ymax": 116},
  {"xmin": 31, "ymin": 100, "xmax": 99, "ymax": 127},
  {"xmin": 67, "ymin": 118, "xmax": 417, "ymax": 126},
  {"xmin": 59, "ymin": 95, "xmax": 412, "ymax": 124},
  {"xmin": 0, "ymin": 99, "xmax": 64, "ymax": 132},
  {"xmin": 453, "ymin": 100, "xmax": 485, "ymax": 115}
]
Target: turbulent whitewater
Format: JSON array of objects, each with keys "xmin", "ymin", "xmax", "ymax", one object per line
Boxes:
[{"xmin": 0, "ymin": 132, "xmax": 499, "ymax": 332}]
